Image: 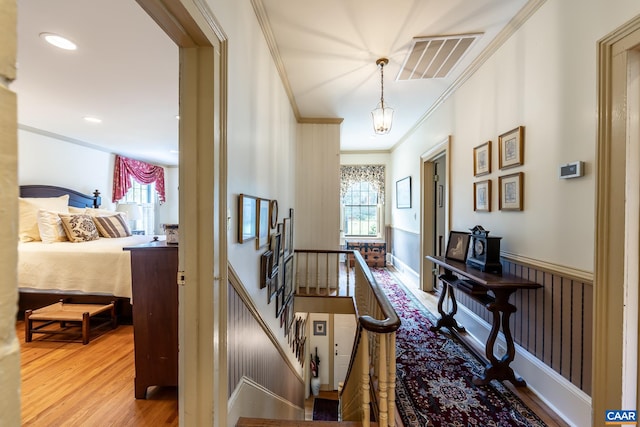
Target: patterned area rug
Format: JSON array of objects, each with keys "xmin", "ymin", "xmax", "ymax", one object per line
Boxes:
[{"xmin": 372, "ymin": 268, "xmax": 547, "ymax": 427}]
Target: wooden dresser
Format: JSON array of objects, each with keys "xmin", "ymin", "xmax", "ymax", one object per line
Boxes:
[{"xmin": 124, "ymin": 241, "xmax": 178, "ymax": 399}]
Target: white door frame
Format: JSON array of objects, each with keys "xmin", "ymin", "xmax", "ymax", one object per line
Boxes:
[
  {"xmin": 594, "ymin": 14, "xmax": 640, "ymax": 421},
  {"xmin": 136, "ymin": 1, "xmax": 228, "ymax": 424},
  {"xmin": 420, "ymin": 136, "xmax": 451, "ymax": 292}
]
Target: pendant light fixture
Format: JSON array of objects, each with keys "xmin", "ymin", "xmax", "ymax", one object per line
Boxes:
[{"xmin": 371, "ymin": 58, "xmax": 394, "ymax": 135}]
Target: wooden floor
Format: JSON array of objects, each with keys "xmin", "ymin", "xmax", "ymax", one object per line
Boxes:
[
  {"xmin": 18, "ymin": 321, "xmax": 178, "ymax": 427},
  {"xmin": 18, "ymin": 266, "xmax": 568, "ymax": 426}
]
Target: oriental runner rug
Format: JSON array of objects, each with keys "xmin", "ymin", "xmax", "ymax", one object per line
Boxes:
[
  {"xmin": 372, "ymin": 268, "xmax": 547, "ymax": 427},
  {"xmin": 312, "ymin": 397, "xmax": 339, "ymax": 421}
]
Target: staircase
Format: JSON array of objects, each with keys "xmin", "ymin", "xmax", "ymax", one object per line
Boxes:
[{"xmin": 236, "ymin": 417, "xmax": 379, "ymax": 426}]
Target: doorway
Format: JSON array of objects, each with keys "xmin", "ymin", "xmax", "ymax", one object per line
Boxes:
[
  {"xmin": 333, "ymin": 314, "xmax": 357, "ymax": 389},
  {"xmin": 594, "ymin": 14, "xmax": 640, "ymax": 420},
  {"xmin": 420, "ymin": 137, "xmax": 451, "ymax": 292},
  {"xmin": 136, "ymin": 0, "xmax": 228, "ymax": 424}
]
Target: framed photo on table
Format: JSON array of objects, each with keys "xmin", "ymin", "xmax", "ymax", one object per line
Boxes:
[
  {"xmin": 473, "ymin": 141, "xmax": 491, "ymax": 176},
  {"xmin": 499, "ymin": 126, "xmax": 524, "ymax": 170},
  {"xmin": 445, "ymin": 231, "xmax": 471, "ymax": 262}
]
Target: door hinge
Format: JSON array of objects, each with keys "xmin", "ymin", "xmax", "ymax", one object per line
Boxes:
[
  {"xmin": 177, "ymin": 271, "xmax": 186, "ymax": 286},
  {"xmin": 434, "ymin": 174, "xmax": 440, "ymax": 182}
]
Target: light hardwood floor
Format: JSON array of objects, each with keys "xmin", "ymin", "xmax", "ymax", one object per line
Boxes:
[
  {"xmin": 18, "ymin": 321, "xmax": 178, "ymax": 427},
  {"xmin": 18, "ymin": 266, "xmax": 569, "ymax": 426}
]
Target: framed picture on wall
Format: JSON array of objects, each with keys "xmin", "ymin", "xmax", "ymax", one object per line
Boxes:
[
  {"xmin": 473, "ymin": 180, "xmax": 491, "ymax": 212},
  {"xmin": 396, "ymin": 176, "xmax": 412, "ymax": 209},
  {"xmin": 256, "ymin": 198, "xmax": 270, "ymax": 249},
  {"xmin": 499, "ymin": 172, "xmax": 524, "ymax": 211},
  {"xmin": 473, "ymin": 141, "xmax": 491, "ymax": 176},
  {"xmin": 313, "ymin": 320, "xmax": 327, "ymax": 336},
  {"xmin": 499, "ymin": 126, "xmax": 525, "ymax": 169},
  {"xmin": 238, "ymin": 194, "xmax": 257, "ymax": 243}
]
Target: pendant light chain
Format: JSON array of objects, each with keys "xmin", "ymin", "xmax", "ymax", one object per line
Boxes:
[{"xmin": 380, "ymin": 61, "xmax": 385, "ymax": 107}]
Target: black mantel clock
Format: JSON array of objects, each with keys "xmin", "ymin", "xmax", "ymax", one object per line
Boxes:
[{"xmin": 466, "ymin": 225, "xmax": 502, "ymax": 274}]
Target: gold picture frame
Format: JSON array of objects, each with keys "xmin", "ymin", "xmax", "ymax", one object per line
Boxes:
[
  {"xmin": 499, "ymin": 172, "xmax": 524, "ymax": 211},
  {"xmin": 473, "ymin": 180, "xmax": 491, "ymax": 212},
  {"xmin": 498, "ymin": 126, "xmax": 524, "ymax": 170},
  {"xmin": 473, "ymin": 141, "xmax": 491, "ymax": 176}
]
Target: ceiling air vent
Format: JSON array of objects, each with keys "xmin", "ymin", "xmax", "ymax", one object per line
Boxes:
[{"xmin": 397, "ymin": 34, "xmax": 482, "ymax": 80}]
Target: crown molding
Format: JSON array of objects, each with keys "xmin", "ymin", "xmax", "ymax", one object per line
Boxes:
[{"xmin": 298, "ymin": 117, "xmax": 343, "ymax": 124}]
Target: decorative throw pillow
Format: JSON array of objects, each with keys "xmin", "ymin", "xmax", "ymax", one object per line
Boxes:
[
  {"xmin": 93, "ymin": 213, "xmax": 132, "ymax": 238},
  {"xmin": 58, "ymin": 213, "xmax": 100, "ymax": 243},
  {"xmin": 19, "ymin": 195, "xmax": 70, "ymax": 242},
  {"xmin": 37, "ymin": 209, "xmax": 69, "ymax": 243}
]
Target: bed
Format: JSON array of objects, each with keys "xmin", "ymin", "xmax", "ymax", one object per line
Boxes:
[{"xmin": 17, "ymin": 185, "xmax": 153, "ymax": 321}]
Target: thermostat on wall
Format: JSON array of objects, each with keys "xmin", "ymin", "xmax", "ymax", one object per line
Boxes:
[{"xmin": 559, "ymin": 161, "xmax": 584, "ymax": 179}]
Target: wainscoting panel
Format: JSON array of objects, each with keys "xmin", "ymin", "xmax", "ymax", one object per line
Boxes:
[
  {"xmin": 390, "ymin": 227, "xmax": 420, "ymax": 273},
  {"xmin": 227, "ymin": 282, "xmax": 305, "ymax": 408},
  {"xmin": 452, "ymin": 259, "xmax": 593, "ymax": 396}
]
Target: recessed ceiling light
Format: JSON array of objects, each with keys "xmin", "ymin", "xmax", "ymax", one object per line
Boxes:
[
  {"xmin": 40, "ymin": 32, "xmax": 77, "ymax": 51},
  {"xmin": 175, "ymin": 115, "xmax": 180, "ymax": 120},
  {"xmin": 83, "ymin": 116, "xmax": 102, "ymax": 124}
]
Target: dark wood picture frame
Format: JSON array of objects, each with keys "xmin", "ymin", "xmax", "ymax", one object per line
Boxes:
[
  {"xmin": 259, "ymin": 250, "xmax": 273, "ymax": 289},
  {"xmin": 445, "ymin": 231, "xmax": 471, "ymax": 262}
]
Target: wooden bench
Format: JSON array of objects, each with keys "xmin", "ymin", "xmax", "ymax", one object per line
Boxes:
[{"xmin": 25, "ymin": 300, "xmax": 117, "ymax": 345}]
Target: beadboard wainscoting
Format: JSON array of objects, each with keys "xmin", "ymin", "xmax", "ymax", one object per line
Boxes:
[
  {"xmin": 227, "ymin": 270, "xmax": 305, "ymax": 424},
  {"xmin": 450, "ymin": 257, "xmax": 593, "ymax": 427},
  {"xmin": 389, "ymin": 226, "xmax": 420, "ymax": 275}
]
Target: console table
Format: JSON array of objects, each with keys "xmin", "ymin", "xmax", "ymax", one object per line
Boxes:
[{"xmin": 426, "ymin": 255, "xmax": 541, "ymax": 387}]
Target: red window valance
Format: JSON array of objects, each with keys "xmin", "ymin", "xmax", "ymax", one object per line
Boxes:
[{"xmin": 112, "ymin": 155, "xmax": 166, "ymax": 203}]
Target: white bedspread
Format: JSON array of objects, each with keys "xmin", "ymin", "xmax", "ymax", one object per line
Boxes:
[{"xmin": 18, "ymin": 235, "xmax": 153, "ymax": 299}]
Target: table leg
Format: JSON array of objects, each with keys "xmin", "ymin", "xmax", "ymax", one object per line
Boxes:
[
  {"xmin": 430, "ymin": 275, "xmax": 466, "ymax": 333},
  {"xmin": 472, "ymin": 289, "xmax": 526, "ymax": 387}
]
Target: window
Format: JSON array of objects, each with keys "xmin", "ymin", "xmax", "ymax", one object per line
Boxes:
[
  {"xmin": 343, "ymin": 181, "xmax": 379, "ymax": 236},
  {"xmin": 121, "ymin": 181, "xmax": 156, "ymax": 235}
]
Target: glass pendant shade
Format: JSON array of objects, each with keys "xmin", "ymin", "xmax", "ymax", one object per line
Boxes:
[
  {"xmin": 371, "ymin": 58, "xmax": 393, "ymax": 135},
  {"xmin": 371, "ymin": 102, "xmax": 394, "ymax": 134}
]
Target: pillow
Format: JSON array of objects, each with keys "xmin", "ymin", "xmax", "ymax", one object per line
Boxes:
[
  {"xmin": 68, "ymin": 206, "xmax": 87, "ymax": 214},
  {"xmin": 85, "ymin": 207, "xmax": 122, "ymax": 218},
  {"xmin": 58, "ymin": 213, "xmax": 100, "ymax": 243},
  {"xmin": 19, "ymin": 195, "xmax": 70, "ymax": 242},
  {"xmin": 37, "ymin": 209, "xmax": 69, "ymax": 243},
  {"xmin": 93, "ymin": 213, "xmax": 132, "ymax": 238}
]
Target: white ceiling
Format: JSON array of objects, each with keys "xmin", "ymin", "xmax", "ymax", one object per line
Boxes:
[{"xmin": 12, "ymin": 0, "xmax": 529, "ymax": 167}]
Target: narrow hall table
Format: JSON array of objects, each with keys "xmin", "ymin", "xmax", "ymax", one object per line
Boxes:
[{"xmin": 426, "ymin": 255, "xmax": 541, "ymax": 387}]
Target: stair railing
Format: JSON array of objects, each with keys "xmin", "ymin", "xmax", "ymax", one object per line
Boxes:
[{"xmin": 293, "ymin": 249, "xmax": 400, "ymax": 427}]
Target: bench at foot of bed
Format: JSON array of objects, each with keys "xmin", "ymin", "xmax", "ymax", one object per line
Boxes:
[{"xmin": 25, "ymin": 300, "xmax": 117, "ymax": 345}]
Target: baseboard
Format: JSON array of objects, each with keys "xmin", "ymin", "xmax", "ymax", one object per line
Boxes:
[
  {"xmin": 228, "ymin": 376, "xmax": 304, "ymax": 426},
  {"xmin": 455, "ymin": 305, "xmax": 592, "ymax": 427},
  {"xmin": 388, "ymin": 255, "xmax": 420, "ymax": 288}
]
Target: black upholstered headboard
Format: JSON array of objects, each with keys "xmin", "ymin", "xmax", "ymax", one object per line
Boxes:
[{"xmin": 19, "ymin": 185, "xmax": 101, "ymax": 208}]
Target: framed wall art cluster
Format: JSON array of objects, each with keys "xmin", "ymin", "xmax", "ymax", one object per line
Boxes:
[{"xmin": 471, "ymin": 125, "xmax": 525, "ymax": 212}]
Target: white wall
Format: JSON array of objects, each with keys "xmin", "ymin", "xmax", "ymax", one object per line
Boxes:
[
  {"xmin": 296, "ymin": 123, "xmax": 341, "ymax": 250},
  {"xmin": 17, "ymin": 129, "xmax": 179, "ymax": 229},
  {"xmin": 390, "ymin": 0, "xmax": 640, "ymax": 272},
  {"xmin": 212, "ymin": 0, "xmax": 300, "ymax": 373}
]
